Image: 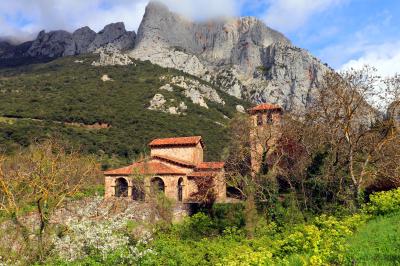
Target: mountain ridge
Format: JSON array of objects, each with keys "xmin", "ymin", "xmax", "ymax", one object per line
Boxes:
[
  {"xmin": 0, "ymin": 0, "xmax": 332, "ymax": 113},
  {"xmin": 0, "ymin": 22, "xmax": 135, "ymax": 60},
  {"xmin": 130, "ymin": 1, "xmax": 331, "ymax": 113}
]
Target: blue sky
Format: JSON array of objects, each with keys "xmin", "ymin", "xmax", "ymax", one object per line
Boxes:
[{"xmin": 1, "ymin": 0, "xmax": 399, "ymax": 76}]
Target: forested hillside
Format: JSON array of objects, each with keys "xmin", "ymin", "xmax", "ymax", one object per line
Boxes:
[{"xmin": 0, "ymin": 55, "xmax": 248, "ymax": 168}]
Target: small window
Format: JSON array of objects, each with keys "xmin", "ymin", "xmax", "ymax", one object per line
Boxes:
[
  {"xmin": 266, "ymin": 112, "xmax": 273, "ymax": 124},
  {"xmin": 177, "ymin": 178, "xmax": 183, "ymax": 202},
  {"xmin": 257, "ymin": 113, "xmax": 263, "ymax": 126}
]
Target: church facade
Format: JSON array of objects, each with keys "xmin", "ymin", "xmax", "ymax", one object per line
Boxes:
[
  {"xmin": 104, "ymin": 103, "xmax": 283, "ymax": 204},
  {"xmin": 104, "ymin": 136, "xmax": 227, "ymax": 203}
]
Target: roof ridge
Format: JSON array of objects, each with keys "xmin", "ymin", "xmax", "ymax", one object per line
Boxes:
[
  {"xmin": 152, "ymin": 154, "xmax": 196, "ymax": 167},
  {"xmin": 149, "ymin": 136, "xmax": 204, "ymax": 147},
  {"xmin": 247, "ymin": 103, "xmax": 283, "ymax": 113}
]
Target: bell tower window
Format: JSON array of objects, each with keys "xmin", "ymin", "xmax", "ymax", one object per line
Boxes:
[
  {"xmin": 266, "ymin": 112, "xmax": 273, "ymax": 124},
  {"xmin": 257, "ymin": 113, "xmax": 263, "ymax": 126}
]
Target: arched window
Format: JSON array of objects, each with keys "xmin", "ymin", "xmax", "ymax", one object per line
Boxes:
[
  {"xmin": 266, "ymin": 112, "xmax": 273, "ymax": 124},
  {"xmin": 257, "ymin": 113, "xmax": 263, "ymax": 126},
  {"xmin": 151, "ymin": 177, "xmax": 165, "ymax": 194},
  {"xmin": 177, "ymin": 178, "xmax": 184, "ymax": 202},
  {"xmin": 132, "ymin": 183, "xmax": 144, "ymax": 201},
  {"xmin": 115, "ymin": 178, "xmax": 128, "ymax": 197}
]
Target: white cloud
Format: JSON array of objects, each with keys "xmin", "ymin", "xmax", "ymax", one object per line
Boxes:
[
  {"xmin": 340, "ymin": 41, "xmax": 400, "ymax": 77},
  {"xmin": 262, "ymin": 0, "xmax": 345, "ymax": 32},
  {"xmin": 0, "ymin": 0, "xmax": 240, "ymax": 42},
  {"xmin": 0, "ymin": 0, "xmax": 148, "ymax": 41},
  {"xmin": 159, "ymin": 0, "xmax": 239, "ymax": 21}
]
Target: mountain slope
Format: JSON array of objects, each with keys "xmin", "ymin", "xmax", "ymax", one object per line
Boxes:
[
  {"xmin": 1, "ymin": 1, "xmax": 333, "ymax": 114},
  {"xmin": 130, "ymin": 1, "xmax": 331, "ymax": 113},
  {"xmin": 0, "ymin": 55, "xmax": 248, "ymax": 167}
]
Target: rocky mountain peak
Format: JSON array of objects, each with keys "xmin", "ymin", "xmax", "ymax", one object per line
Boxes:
[
  {"xmin": 27, "ymin": 30, "xmax": 75, "ymax": 57},
  {"xmin": 72, "ymin": 26, "xmax": 97, "ymax": 54},
  {"xmin": 1, "ymin": 1, "xmax": 332, "ymax": 114},
  {"xmin": 130, "ymin": 2, "xmax": 331, "ymax": 113},
  {"xmin": 0, "ymin": 22, "xmax": 136, "ymax": 61},
  {"xmin": 88, "ymin": 22, "xmax": 135, "ymax": 52},
  {"xmin": 135, "ymin": 1, "xmax": 290, "ymax": 68}
]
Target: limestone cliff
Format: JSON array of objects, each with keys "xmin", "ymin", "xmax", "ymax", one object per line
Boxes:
[
  {"xmin": 1, "ymin": 1, "xmax": 334, "ymax": 113},
  {"xmin": 130, "ymin": 1, "xmax": 331, "ymax": 113}
]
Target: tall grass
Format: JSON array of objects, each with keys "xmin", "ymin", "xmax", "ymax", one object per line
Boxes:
[{"xmin": 345, "ymin": 212, "xmax": 400, "ymax": 265}]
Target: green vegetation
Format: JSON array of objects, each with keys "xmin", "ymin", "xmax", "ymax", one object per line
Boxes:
[
  {"xmin": 36, "ymin": 189, "xmax": 400, "ymax": 265},
  {"xmin": 345, "ymin": 213, "xmax": 400, "ymax": 265},
  {"xmin": 0, "ymin": 57, "xmax": 399, "ymax": 265},
  {"xmin": 0, "ymin": 55, "xmax": 248, "ymax": 167}
]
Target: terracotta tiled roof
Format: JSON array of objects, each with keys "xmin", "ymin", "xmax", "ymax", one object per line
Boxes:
[
  {"xmin": 104, "ymin": 161, "xmax": 186, "ymax": 176},
  {"xmin": 247, "ymin": 103, "xmax": 282, "ymax": 113},
  {"xmin": 188, "ymin": 171, "xmax": 220, "ymax": 178},
  {"xmin": 149, "ymin": 136, "xmax": 204, "ymax": 147},
  {"xmin": 152, "ymin": 155, "xmax": 196, "ymax": 168},
  {"xmin": 103, "ymin": 165, "xmax": 133, "ymax": 176},
  {"xmin": 196, "ymin": 162, "xmax": 225, "ymax": 170}
]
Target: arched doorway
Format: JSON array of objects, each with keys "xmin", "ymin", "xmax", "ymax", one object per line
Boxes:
[
  {"xmin": 132, "ymin": 183, "xmax": 145, "ymax": 201},
  {"xmin": 177, "ymin": 177, "xmax": 183, "ymax": 202},
  {"xmin": 115, "ymin": 178, "xmax": 128, "ymax": 197},
  {"xmin": 151, "ymin": 177, "xmax": 165, "ymax": 194}
]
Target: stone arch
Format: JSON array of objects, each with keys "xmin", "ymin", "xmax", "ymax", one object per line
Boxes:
[
  {"xmin": 115, "ymin": 177, "xmax": 128, "ymax": 197},
  {"xmin": 177, "ymin": 177, "xmax": 184, "ymax": 202},
  {"xmin": 151, "ymin": 177, "xmax": 165, "ymax": 194}
]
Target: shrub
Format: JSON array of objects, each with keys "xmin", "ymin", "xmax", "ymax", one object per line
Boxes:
[
  {"xmin": 49, "ymin": 218, "xmax": 155, "ymax": 264},
  {"xmin": 212, "ymin": 203, "xmax": 245, "ymax": 232},
  {"xmin": 277, "ymin": 214, "xmax": 367, "ymax": 265},
  {"xmin": 363, "ymin": 188, "xmax": 400, "ymax": 216},
  {"xmin": 174, "ymin": 212, "xmax": 217, "ymax": 239}
]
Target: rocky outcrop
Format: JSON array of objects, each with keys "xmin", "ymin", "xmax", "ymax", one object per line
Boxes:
[
  {"xmin": 236, "ymin": 105, "xmax": 245, "ymax": 113},
  {"xmin": 160, "ymin": 75, "xmax": 225, "ymax": 109},
  {"xmin": 0, "ymin": 40, "xmax": 33, "ymax": 59},
  {"xmin": 133, "ymin": 1, "xmax": 289, "ymax": 73},
  {"xmin": 130, "ymin": 1, "xmax": 331, "ymax": 113},
  {"xmin": 88, "ymin": 22, "xmax": 135, "ymax": 52},
  {"xmin": 72, "ymin": 26, "xmax": 97, "ymax": 54},
  {"xmin": 148, "ymin": 94, "xmax": 188, "ymax": 115},
  {"xmin": 0, "ymin": 41, "xmax": 12, "ymax": 55},
  {"xmin": 387, "ymin": 100, "xmax": 400, "ymax": 129},
  {"xmin": 1, "ymin": 22, "xmax": 135, "ymax": 60},
  {"xmin": 92, "ymin": 45, "xmax": 134, "ymax": 66},
  {"xmin": 101, "ymin": 74, "xmax": 113, "ymax": 82},
  {"xmin": 27, "ymin": 30, "xmax": 75, "ymax": 57}
]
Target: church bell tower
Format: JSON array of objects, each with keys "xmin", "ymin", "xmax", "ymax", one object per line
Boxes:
[{"xmin": 247, "ymin": 103, "xmax": 283, "ymax": 176}]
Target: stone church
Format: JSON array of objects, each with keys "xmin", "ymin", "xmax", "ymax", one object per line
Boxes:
[{"xmin": 104, "ymin": 103, "xmax": 283, "ymax": 204}]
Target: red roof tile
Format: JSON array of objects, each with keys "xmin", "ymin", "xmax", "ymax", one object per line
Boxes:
[
  {"xmin": 196, "ymin": 162, "xmax": 225, "ymax": 170},
  {"xmin": 152, "ymin": 155, "xmax": 196, "ymax": 168},
  {"xmin": 247, "ymin": 103, "xmax": 282, "ymax": 114},
  {"xmin": 104, "ymin": 161, "xmax": 186, "ymax": 176},
  {"xmin": 149, "ymin": 136, "xmax": 204, "ymax": 147},
  {"xmin": 103, "ymin": 165, "xmax": 133, "ymax": 176}
]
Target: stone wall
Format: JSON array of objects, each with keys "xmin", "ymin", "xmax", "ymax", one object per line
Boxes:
[
  {"xmin": 150, "ymin": 142, "xmax": 204, "ymax": 164},
  {"xmin": 214, "ymin": 171, "xmax": 227, "ymax": 203}
]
